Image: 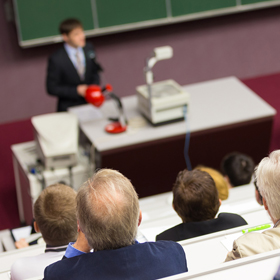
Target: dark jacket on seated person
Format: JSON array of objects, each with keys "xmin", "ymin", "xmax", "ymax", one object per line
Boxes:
[
  {"xmin": 44, "ymin": 240, "xmax": 187, "ymax": 280},
  {"xmin": 158, "ymin": 169, "xmax": 248, "ymax": 242},
  {"xmin": 156, "ymin": 212, "xmax": 247, "ymax": 242}
]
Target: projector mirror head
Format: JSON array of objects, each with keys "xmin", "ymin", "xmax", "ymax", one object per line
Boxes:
[{"xmin": 153, "ymin": 46, "xmax": 173, "ymax": 61}]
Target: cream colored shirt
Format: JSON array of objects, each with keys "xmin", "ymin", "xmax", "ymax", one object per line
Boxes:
[{"xmin": 225, "ymin": 225, "xmax": 280, "ymax": 262}]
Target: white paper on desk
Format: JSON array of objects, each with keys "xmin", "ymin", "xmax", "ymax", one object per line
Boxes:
[
  {"xmin": 11, "ymin": 225, "xmax": 32, "ymax": 241},
  {"xmin": 220, "ymin": 232, "xmax": 243, "ymax": 251},
  {"xmin": 69, "ymin": 106, "xmax": 103, "ymax": 123}
]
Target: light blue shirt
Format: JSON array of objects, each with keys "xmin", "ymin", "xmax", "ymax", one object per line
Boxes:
[
  {"xmin": 64, "ymin": 242, "xmax": 86, "ymax": 258},
  {"xmin": 64, "ymin": 240, "xmax": 140, "ymax": 258},
  {"xmin": 64, "ymin": 43, "xmax": 86, "ymax": 71}
]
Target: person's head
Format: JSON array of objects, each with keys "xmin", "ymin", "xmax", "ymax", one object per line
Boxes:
[
  {"xmin": 195, "ymin": 166, "xmax": 229, "ymax": 200},
  {"xmin": 34, "ymin": 184, "xmax": 77, "ymax": 247},
  {"xmin": 77, "ymin": 169, "xmax": 141, "ymax": 251},
  {"xmin": 59, "ymin": 18, "xmax": 85, "ymax": 48},
  {"xmin": 256, "ymin": 150, "xmax": 280, "ymax": 223},
  {"xmin": 221, "ymin": 152, "xmax": 255, "ymax": 188},
  {"xmin": 253, "ymin": 175, "xmax": 263, "ymax": 206},
  {"xmin": 172, "ymin": 169, "xmax": 220, "ymax": 223}
]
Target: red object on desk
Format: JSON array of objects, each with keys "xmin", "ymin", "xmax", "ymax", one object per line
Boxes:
[
  {"xmin": 105, "ymin": 122, "xmax": 127, "ymax": 133},
  {"xmin": 85, "ymin": 84, "xmax": 127, "ymax": 134}
]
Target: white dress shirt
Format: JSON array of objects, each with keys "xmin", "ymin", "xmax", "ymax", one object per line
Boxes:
[
  {"xmin": 10, "ymin": 244, "xmax": 67, "ymax": 280},
  {"xmin": 64, "ymin": 43, "xmax": 86, "ymax": 72}
]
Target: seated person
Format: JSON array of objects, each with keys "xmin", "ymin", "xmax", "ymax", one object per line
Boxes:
[
  {"xmin": 44, "ymin": 169, "xmax": 188, "ymax": 280},
  {"xmin": 195, "ymin": 166, "xmax": 229, "ymax": 200},
  {"xmin": 221, "ymin": 152, "xmax": 255, "ymax": 188},
  {"xmin": 11, "ymin": 184, "xmax": 77, "ymax": 280},
  {"xmin": 156, "ymin": 169, "xmax": 247, "ymax": 242},
  {"xmin": 225, "ymin": 150, "xmax": 280, "ymax": 261}
]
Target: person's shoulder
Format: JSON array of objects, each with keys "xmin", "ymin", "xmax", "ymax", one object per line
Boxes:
[
  {"xmin": 260, "ymin": 226, "xmax": 280, "ymax": 239},
  {"xmin": 218, "ymin": 212, "xmax": 247, "ymax": 224},
  {"xmin": 235, "ymin": 227, "xmax": 280, "ymax": 252},
  {"xmin": 138, "ymin": 241, "xmax": 186, "ymax": 268},
  {"xmin": 11, "ymin": 258, "xmax": 29, "ymax": 280},
  {"xmin": 44, "ymin": 254, "xmax": 81, "ymax": 279},
  {"xmin": 49, "ymin": 45, "xmax": 67, "ymax": 61},
  {"xmin": 156, "ymin": 224, "xmax": 183, "ymax": 241},
  {"xmin": 12, "ymin": 254, "xmax": 38, "ymax": 269},
  {"xmin": 11, "ymin": 254, "xmax": 43, "ymax": 280},
  {"xmin": 145, "ymin": 240, "xmax": 185, "ymax": 254},
  {"xmin": 11, "ymin": 257, "xmax": 29, "ymax": 273},
  {"xmin": 148, "ymin": 241, "xmax": 187, "ymax": 271}
]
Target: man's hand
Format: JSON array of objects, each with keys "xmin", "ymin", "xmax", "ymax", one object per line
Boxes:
[
  {"xmin": 77, "ymin": 85, "xmax": 88, "ymax": 97},
  {"xmin": 15, "ymin": 238, "xmax": 29, "ymax": 249}
]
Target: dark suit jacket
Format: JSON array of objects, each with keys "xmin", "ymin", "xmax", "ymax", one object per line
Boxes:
[
  {"xmin": 156, "ymin": 213, "xmax": 247, "ymax": 242},
  {"xmin": 44, "ymin": 241, "xmax": 188, "ymax": 280},
  {"xmin": 46, "ymin": 42, "xmax": 102, "ymax": 112}
]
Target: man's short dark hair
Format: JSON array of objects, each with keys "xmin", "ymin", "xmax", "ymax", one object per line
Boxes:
[
  {"xmin": 172, "ymin": 169, "xmax": 220, "ymax": 223},
  {"xmin": 59, "ymin": 18, "xmax": 83, "ymax": 35},
  {"xmin": 221, "ymin": 152, "xmax": 255, "ymax": 187}
]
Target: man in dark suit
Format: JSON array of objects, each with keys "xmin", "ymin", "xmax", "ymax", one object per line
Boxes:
[
  {"xmin": 44, "ymin": 169, "xmax": 188, "ymax": 280},
  {"xmin": 156, "ymin": 169, "xmax": 247, "ymax": 242},
  {"xmin": 46, "ymin": 18, "xmax": 102, "ymax": 111}
]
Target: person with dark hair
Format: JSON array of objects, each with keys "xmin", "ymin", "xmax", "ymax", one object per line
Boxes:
[
  {"xmin": 156, "ymin": 169, "xmax": 247, "ymax": 242},
  {"xmin": 46, "ymin": 18, "xmax": 103, "ymax": 111},
  {"xmin": 221, "ymin": 152, "xmax": 255, "ymax": 188},
  {"xmin": 44, "ymin": 169, "xmax": 188, "ymax": 280},
  {"xmin": 11, "ymin": 184, "xmax": 77, "ymax": 280}
]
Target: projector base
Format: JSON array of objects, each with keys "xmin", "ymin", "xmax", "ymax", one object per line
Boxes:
[{"xmin": 140, "ymin": 113, "xmax": 185, "ymax": 127}]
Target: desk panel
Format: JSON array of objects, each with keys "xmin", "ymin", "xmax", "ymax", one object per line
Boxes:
[{"xmin": 100, "ymin": 116, "xmax": 273, "ymax": 197}]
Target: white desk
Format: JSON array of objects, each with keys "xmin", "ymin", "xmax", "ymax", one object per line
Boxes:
[
  {"xmin": 72, "ymin": 77, "xmax": 275, "ymax": 151},
  {"xmin": 70, "ymin": 77, "xmax": 276, "ymax": 197},
  {"xmin": 161, "ymin": 248, "xmax": 280, "ymax": 280}
]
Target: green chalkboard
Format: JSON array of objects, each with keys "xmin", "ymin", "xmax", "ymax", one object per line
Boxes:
[
  {"xmin": 171, "ymin": 0, "xmax": 237, "ymax": 16},
  {"xmin": 13, "ymin": 0, "xmax": 280, "ymax": 47},
  {"xmin": 15, "ymin": 0, "xmax": 94, "ymax": 41},
  {"xmin": 95, "ymin": 0, "xmax": 167, "ymax": 28},
  {"xmin": 241, "ymin": 0, "xmax": 275, "ymax": 4}
]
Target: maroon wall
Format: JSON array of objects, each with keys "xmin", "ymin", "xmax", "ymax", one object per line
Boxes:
[
  {"xmin": 0, "ymin": 119, "xmax": 33, "ymax": 229},
  {"xmin": 1, "ymin": 3, "xmax": 280, "ymax": 124}
]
